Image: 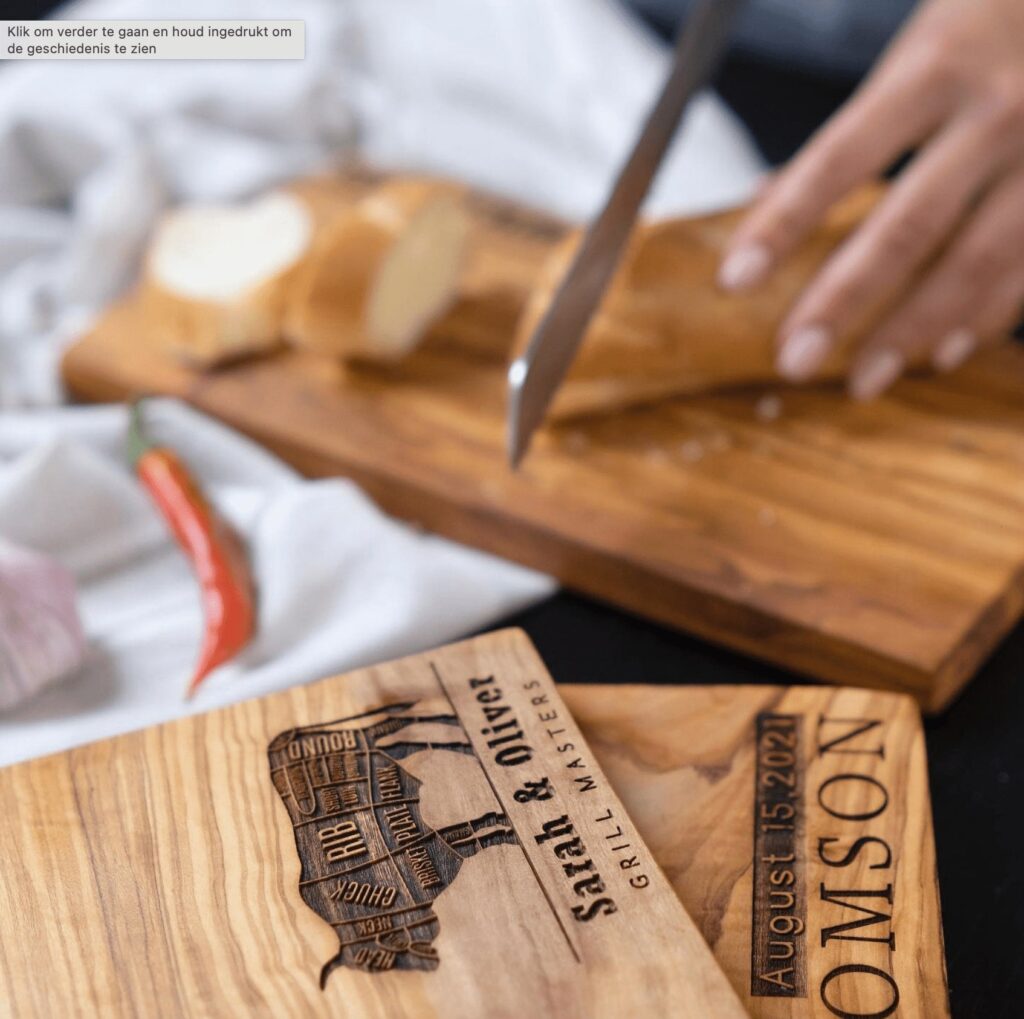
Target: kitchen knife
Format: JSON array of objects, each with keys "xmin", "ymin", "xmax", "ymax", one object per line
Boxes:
[{"xmin": 506, "ymin": 0, "xmax": 746, "ymax": 467}]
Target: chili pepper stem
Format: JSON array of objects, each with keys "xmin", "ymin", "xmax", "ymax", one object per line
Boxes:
[
  {"xmin": 128, "ymin": 398, "xmax": 257, "ymax": 703},
  {"xmin": 126, "ymin": 400, "xmax": 155, "ymax": 467}
]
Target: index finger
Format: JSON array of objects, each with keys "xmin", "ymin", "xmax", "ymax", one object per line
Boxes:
[{"xmin": 718, "ymin": 52, "xmax": 950, "ymax": 292}]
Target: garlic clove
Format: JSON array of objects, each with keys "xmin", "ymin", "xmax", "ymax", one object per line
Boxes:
[{"xmin": 0, "ymin": 539, "xmax": 86, "ymax": 713}]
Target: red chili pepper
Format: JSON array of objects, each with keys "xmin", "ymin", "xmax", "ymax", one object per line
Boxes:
[{"xmin": 127, "ymin": 401, "xmax": 256, "ymax": 700}]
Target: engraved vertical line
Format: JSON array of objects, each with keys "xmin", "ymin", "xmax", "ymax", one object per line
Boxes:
[{"xmin": 428, "ymin": 660, "xmax": 582, "ymax": 965}]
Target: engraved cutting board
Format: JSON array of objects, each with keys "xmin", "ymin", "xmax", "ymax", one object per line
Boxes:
[
  {"xmin": 59, "ymin": 170, "xmax": 1024, "ymax": 713},
  {"xmin": 566, "ymin": 683, "xmax": 951, "ymax": 1019},
  {"xmin": 0, "ymin": 630, "xmax": 747, "ymax": 1019}
]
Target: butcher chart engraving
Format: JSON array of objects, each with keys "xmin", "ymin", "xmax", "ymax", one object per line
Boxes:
[{"xmin": 268, "ymin": 702, "xmax": 518, "ymax": 987}]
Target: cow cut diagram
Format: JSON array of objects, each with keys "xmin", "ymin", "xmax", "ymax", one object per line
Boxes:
[{"xmin": 268, "ymin": 701, "xmax": 518, "ymax": 987}]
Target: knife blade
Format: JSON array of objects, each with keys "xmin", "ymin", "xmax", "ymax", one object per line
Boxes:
[{"xmin": 506, "ymin": 0, "xmax": 746, "ymax": 467}]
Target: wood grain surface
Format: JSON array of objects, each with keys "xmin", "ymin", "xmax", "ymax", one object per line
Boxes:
[
  {"xmin": 567, "ymin": 682, "xmax": 951, "ymax": 1019},
  {"xmin": 60, "ymin": 170, "xmax": 1024, "ymax": 710},
  {"xmin": 0, "ymin": 629, "xmax": 747, "ymax": 1019}
]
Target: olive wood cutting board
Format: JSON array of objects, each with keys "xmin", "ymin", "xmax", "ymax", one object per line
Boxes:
[
  {"xmin": 565, "ymin": 682, "xmax": 951, "ymax": 1019},
  {"xmin": 0, "ymin": 629, "xmax": 748, "ymax": 1019},
  {"xmin": 60, "ymin": 169, "xmax": 1024, "ymax": 711}
]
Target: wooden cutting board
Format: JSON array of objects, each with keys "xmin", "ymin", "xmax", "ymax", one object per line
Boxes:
[
  {"xmin": 0, "ymin": 631, "xmax": 948, "ymax": 1017},
  {"xmin": 0, "ymin": 630, "xmax": 748, "ymax": 1019},
  {"xmin": 565, "ymin": 682, "xmax": 950, "ymax": 1019},
  {"xmin": 60, "ymin": 169, "xmax": 1024, "ymax": 711}
]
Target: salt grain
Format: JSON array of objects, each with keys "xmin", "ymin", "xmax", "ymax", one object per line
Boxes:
[
  {"xmin": 756, "ymin": 393, "xmax": 783, "ymax": 422},
  {"xmin": 563, "ymin": 430, "xmax": 590, "ymax": 455},
  {"xmin": 759, "ymin": 507, "xmax": 777, "ymax": 527},
  {"xmin": 678, "ymin": 439, "xmax": 704, "ymax": 464}
]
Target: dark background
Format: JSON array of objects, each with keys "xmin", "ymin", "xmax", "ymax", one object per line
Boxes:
[{"xmin": 7, "ymin": 3, "xmax": 1021, "ymax": 1016}]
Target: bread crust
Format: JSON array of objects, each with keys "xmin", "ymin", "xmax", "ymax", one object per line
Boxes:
[
  {"xmin": 512, "ymin": 186, "xmax": 886, "ymax": 419},
  {"xmin": 286, "ymin": 179, "xmax": 469, "ymax": 361},
  {"xmin": 142, "ymin": 192, "xmax": 313, "ymax": 368}
]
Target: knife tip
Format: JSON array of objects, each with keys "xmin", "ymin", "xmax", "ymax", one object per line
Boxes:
[
  {"xmin": 506, "ymin": 357, "xmax": 530, "ymax": 469},
  {"xmin": 507, "ymin": 434, "xmax": 527, "ymax": 470},
  {"xmin": 508, "ymin": 358, "xmax": 528, "ymax": 389}
]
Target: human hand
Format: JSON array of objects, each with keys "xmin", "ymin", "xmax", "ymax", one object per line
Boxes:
[{"xmin": 717, "ymin": 0, "xmax": 1024, "ymax": 399}]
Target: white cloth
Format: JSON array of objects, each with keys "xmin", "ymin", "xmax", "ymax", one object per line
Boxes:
[{"xmin": 0, "ymin": 0, "xmax": 764, "ymax": 765}]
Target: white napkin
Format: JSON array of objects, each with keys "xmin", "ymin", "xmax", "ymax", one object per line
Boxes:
[{"xmin": 0, "ymin": 0, "xmax": 764, "ymax": 764}]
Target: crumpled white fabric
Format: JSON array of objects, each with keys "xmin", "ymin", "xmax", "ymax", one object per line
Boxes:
[{"xmin": 0, "ymin": 0, "xmax": 764, "ymax": 764}]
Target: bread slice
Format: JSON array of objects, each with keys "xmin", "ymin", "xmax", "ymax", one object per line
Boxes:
[
  {"xmin": 286, "ymin": 179, "xmax": 470, "ymax": 362},
  {"xmin": 141, "ymin": 191, "xmax": 314, "ymax": 368},
  {"xmin": 512, "ymin": 186, "xmax": 885, "ymax": 420}
]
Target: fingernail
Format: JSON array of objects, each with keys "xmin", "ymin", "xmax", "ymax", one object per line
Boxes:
[
  {"xmin": 932, "ymin": 328, "xmax": 976, "ymax": 373},
  {"xmin": 850, "ymin": 349, "xmax": 904, "ymax": 401},
  {"xmin": 777, "ymin": 325, "xmax": 832, "ymax": 381},
  {"xmin": 718, "ymin": 243, "xmax": 771, "ymax": 291}
]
